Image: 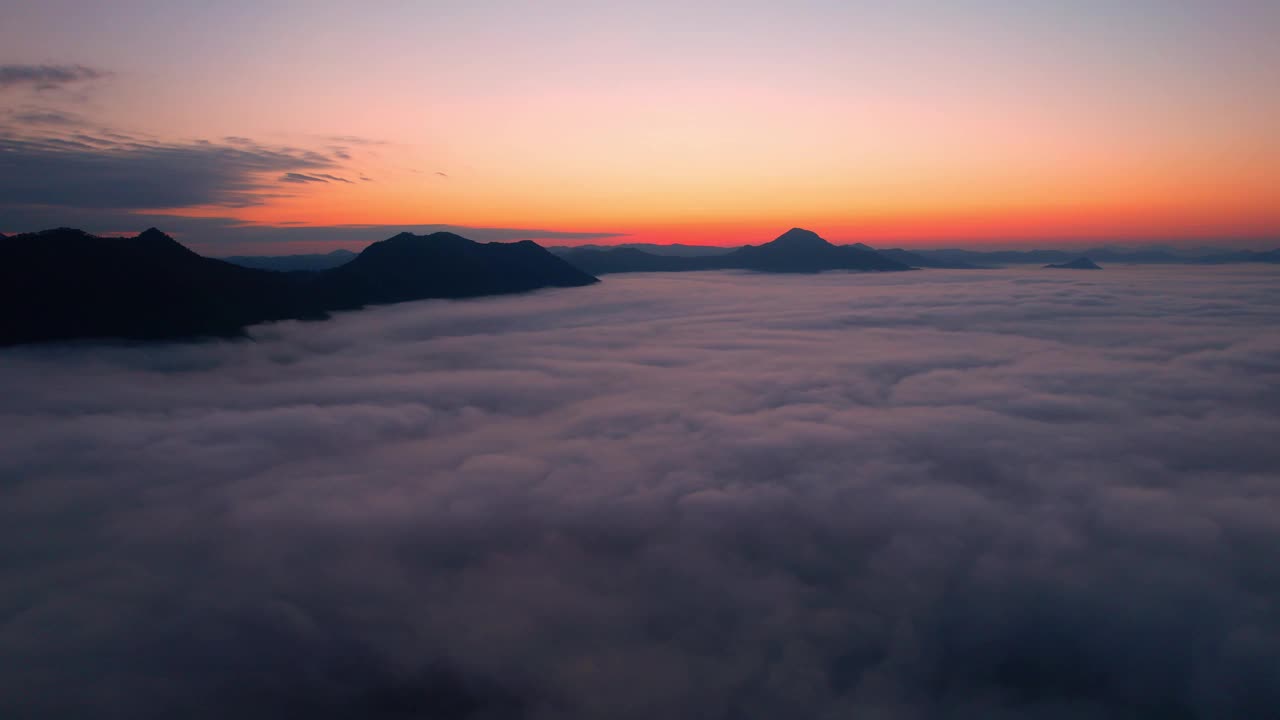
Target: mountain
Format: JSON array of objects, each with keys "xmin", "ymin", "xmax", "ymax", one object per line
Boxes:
[
  {"xmin": 221, "ymin": 249, "xmax": 357, "ymax": 272},
  {"xmin": 1192, "ymin": 248, "xmax": 1280, "ymax": 264},
  {"xmin": 558, "ymin": 236, "xmax": 1280, "ymax": 274},
  {"xmin": 551, "ymin": 243, "xmax": 736, "ymax": 258},
  {"xmin": 725, "ymin": 228, "xmax": 910, "ymax": 272},
  {"xmin": 1045, "ymin": 257, "xmax": 1102, "ymax": 270},
  {"xmin": 555, "ymin": 247, "xmax": 716, "ymax": 275},
  {"xmin": 1081, "ymin": 247, "xmax": 1181, "ymax": 264},
  {"xmin": 909, "ymin": 246, "xmax": 1280, "ymax": 266},
  {"xmin": 918, "ymin": 248, "xmax": 1075, "ymax": 266},
  {"xmin": 0, "ymin": 229, "xmax": 598, "ymax": 346},
  {"xmin": 0, "ymin": 228, "xmax": 322, "ymax": 345},
  {"xmin": 315, "ymin": 232, "xmax": 597, "ymax": 308},
  {"xmin": 874, "ymin": 248, "xmax": 984, "ymax": 269},
  {"xmin": 557, "ymin": 229, "xmax": 910, "ymax": 275}
]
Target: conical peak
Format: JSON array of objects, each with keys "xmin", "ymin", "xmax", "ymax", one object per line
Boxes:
[
  {"xmin": 768, "ymin": 228, "xmax": 830, "ymax": 248},
  {"xmin": 137, "ymin": 227, "xmax": 173, "ymax": 242}
]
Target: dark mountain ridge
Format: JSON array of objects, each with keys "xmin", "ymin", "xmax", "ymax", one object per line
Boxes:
[
  {"xmin": 918, "ymin": 246, "xmax": 1280, "ymax": 266},
  {"xmin": 556, "ymin": 239, "xmax": 1280, "ymax": 270},
  {"xmin": 0, "ymin": 228, "xmax": 597, "ymax": 346},
  {"xmin": 1045, "ymin": 257, "xmax": 1103, "ymax": 270},
  {"xmin": 316, "ymin": 232, "xmax": 597, "ymax": 308},
  {"xmin": 221, "ymin": 249, "xmax": 357, "ymax": 272},
  {"xmin": 550, "ymin": 243, "xmax": 736, "ymax": 258},
  {"xmin": 558, "ymin": 228, "xmax": 911, "ymax": 275},
  {"xmin": 729, "ymin": 228, "xmax": 909, "ymax": 272},
  {"xmin": 873, "ymin": 248, "xmax": 985, "ymax": 269}
]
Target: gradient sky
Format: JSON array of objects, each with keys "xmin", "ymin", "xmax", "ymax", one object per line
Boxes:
[{"xmin": 2, "ymin": 0, "xmax": 1277, "ymax": 252}]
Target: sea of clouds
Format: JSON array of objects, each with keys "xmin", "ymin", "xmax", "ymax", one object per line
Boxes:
[{"xmin": 3, "ymin": 266, "xmax": 1279, "ymax": 719}]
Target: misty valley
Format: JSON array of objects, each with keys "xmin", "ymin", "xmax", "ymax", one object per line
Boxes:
[{"xmin": 4, "ymin": 266, "xmax": 1279, "ymax": 718}]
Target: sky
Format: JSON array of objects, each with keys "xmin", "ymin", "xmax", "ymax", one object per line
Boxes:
[
  {"xmin": 1, "ymin": 0, "xmax": 1278, "ymax": 252},
  {"xmin": 3, "ymin": 266, "xmax": 1279, "ymax": 717}
]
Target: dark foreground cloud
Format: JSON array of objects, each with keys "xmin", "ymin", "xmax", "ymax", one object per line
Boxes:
[
  {"xmin": 0, "ymin": 131, "xmax": 338, "ymax": 209},
  {"xmin": 2, "ymin": 267, "xmax": 1279, "ymax": 719},
  {"xmin": 0, "ymin": 63, "xmax": 108, "ymax": 91}
]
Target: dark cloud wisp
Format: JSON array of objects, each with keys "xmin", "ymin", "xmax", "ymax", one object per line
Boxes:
[
  {"xmin": 0, "ymin": 63, "xmax": 108, "ymax": 91},
  {"xmin": 279, "ymin": 172, "xmax": 353, "ymax": 185},
  {"xmin": 0, "ymin": 132, "xmax": 342, "ymax": 209},
  {"xmin": 6, "ymin": 108, "xmax": 86, "ymax": 126},
  {"xmin": 2, "ymin": 267, "xmax": 1279, "ymax": 718}
]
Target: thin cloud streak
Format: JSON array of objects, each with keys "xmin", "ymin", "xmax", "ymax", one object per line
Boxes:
[
  {"xmin": 0, "ymin": 131, "xmax": 342, "ymax": 209},
  {"xmin": 0, "ymin": 63, "xmax": 108, "ymax": 91},
  {"xmin": 279, "ymin": 172, "xmax": 353, "ymax": 185},
  {"xmin": 6, "ymin": 108, "xmax": 86, "ymax": 126}
]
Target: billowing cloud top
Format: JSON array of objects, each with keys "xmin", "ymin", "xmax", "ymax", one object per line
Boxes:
[{"xmin": 2, "ymin": 266, "xmax": 1279, "ymax": 718}]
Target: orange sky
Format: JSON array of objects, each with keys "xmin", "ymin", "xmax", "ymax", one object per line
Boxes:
[{"xmin": 2, "ymin": 1, "xmax": 1277, "ymax": 251}]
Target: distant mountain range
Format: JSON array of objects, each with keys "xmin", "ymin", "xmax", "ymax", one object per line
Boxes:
[
  {"xmin": 0, "ymin": 228, "xmax": 596, "ymax": 346},
  {"xmin": 873, "ymin": 248, "xmax": 984, "ymax": 269},
  {"xmin": 5, "ymin": 224, "xmax": 1275, "ymax": 347},
  {"xmin": 904, "ymin": 246, "xmax": 1280, "ymax": 267},
  {"xmin": 221, "ymin": 249, "xmax": 356, "ymax": 272},
  {"xmin": 549, "ymin": 242, "xmax": 735, "ymax": 258},
  {"xmin": 549, "ymin": 239, "xmax": 1279, "ymax": 270},
  {"xmin": 1045, "ymin": 257, "xmax": 1103, "ymax": 270},
  {"xmin": 556, "ymin": 228, "xmax": 912, "ymax": 275}
]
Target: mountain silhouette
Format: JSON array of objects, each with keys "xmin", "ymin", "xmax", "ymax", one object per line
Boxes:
[
  {"xmin": 1, "ymin": 228, "xmax": 597, "ymax": 346},
  {"xmin": 558, "ymin": 228, "xmax": 910, "ymax": 275},
  {"xmin": 558, "ymin": 238, "xmax": 1280, "ymax": 271},
  {"xmin": 553, "ymin": 247, "xmax": 711, "ymax": 274},
  {"xmin": 550, "ymin": 243, "xmax": 736, "ymax": 258},
  {"xmin": 222, "ymin": 249, "xmax": 357, "ymax": 272},
  {"xmin": 908, "ymin": 247, "xmax": 1280, "ymax": 266},
  {"xmin": 1191, "ymin": 248, "xmax": 1280, "ymax": 264},
  {"xmin": 762, "ymin": 227, "xmax": 831, "ymax": 250},
  {"xmin": 724, "ymin": 228, "xmax": 909, "ymax": 272},
  {"xmin": 1044, "ymin": 257, "xmax": 1102, "ymax": 270},
  {"xmin": 316, "ymin": 232, "xmax": 597, "ymax": 308},
  {"xmin": 873, "ymin": 248, "xmax": 984, "ymax": 269}
]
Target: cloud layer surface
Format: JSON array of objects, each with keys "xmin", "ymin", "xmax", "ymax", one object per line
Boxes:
[{"xmin": 3, "ymin": 267, "xmax": 1279, "ymax": 718}]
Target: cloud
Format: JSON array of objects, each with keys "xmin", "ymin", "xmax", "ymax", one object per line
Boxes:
[
  {"xmin": 279, "ymin": 172, "xmax": 353, "ymax": 185},
  {"xmin": 323, "ymin": 136, "xmax": 389, "ymax": 162},
  {"xmin": 326, "ymin": 134, "xmax": 389, "ymax": 146},
  {"xmin": 0, "ymin": 131, "xmax": 343, "ymax": 209},
  {"xmin": 280, "ymin": 172, "xmax": 325, "ymax": 184},
  {"xmin": 0, "ymin": 63, "xmax": 108, "ymax": 91},
  {"xmin": 6, "ymin": 108, "xmax": 86, "ymax": 126},
  {"xmin": 2, "ymin": 266, "xmax": 1279, "ymax": 718}
]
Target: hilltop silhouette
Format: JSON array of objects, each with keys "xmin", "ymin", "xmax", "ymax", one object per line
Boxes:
[
  {"xmin": 1044, "ymin": 257, "xmax": 1103, "ymax": 270},
  {"xmin": 0, "ymin": 228, "xmax": 596, "ymax": 346},
  {"xmin": 315, "ymin": 232, "xmax": 596, "ymax": 308}
]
